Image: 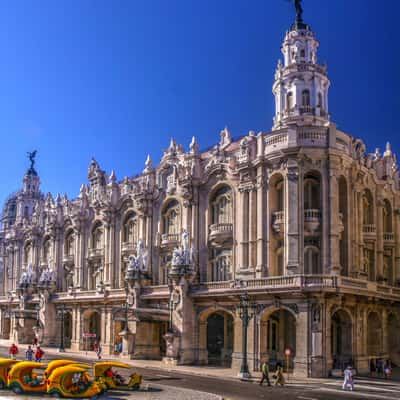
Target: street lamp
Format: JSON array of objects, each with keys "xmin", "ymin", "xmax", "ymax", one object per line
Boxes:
[
  {"xmin": 121, "ymin": 302, "xmax": 130, "ymax": 331},
  {"xmin": 236, "ymin": 293, "xmax": 256, "ymax": 379},
  {"xmin": 57, "ymin": 304, "xmax": 67, "ymax": 352}
]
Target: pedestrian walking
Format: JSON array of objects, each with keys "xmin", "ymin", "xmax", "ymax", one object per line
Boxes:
[
  {"xmin": 273, "ymin": 363, "xmax": 285, "ymax": 386},
  {"xmin": 9, "ymin": 343, "xmax": 18, "ymax": 359},
  {"xmin": 35, "ymin": 346, "xmax": 44, "ymax": 362},
  {"xmin": 384, "ymin": 360, "xmax": 392, "ymax": 380},
  {"xmin": 369, "ymin": 358, "xmax": 376, "ymax": 378},
  {"xmin": 25, "ymin": 345, "xmax": 34, "ymax": 361},
  {"xmin": 96, "ymin": 344, "xmax": 102, "ymax": 360},
  {"xmin": 342, "ymin": 365, "xmax": 354, "ymax": 391},
  {"xmin": 259, "ymin": 361, "xmax": 271, "ymax": 386}
]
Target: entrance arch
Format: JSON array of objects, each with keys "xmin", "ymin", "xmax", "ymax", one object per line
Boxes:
[
  {"xmin": 331, "ymin": 309, "xmax": 353, "ymax": 370},
  {"xmin": 64, "ymin": 312, "xmax": 72, "ymax": 348},
  {"xmin": 83, "ymin": 310, "xmax": 101, "ymax": 350},
  {"xmin": 388, "ymin": 313, "xmax": 400, "ymax": 364},
  {"xmin": 199, "ymin": 309, "xmax": 234, "ymax": 367},
  {"xmin": 367, "ymin": 311, "xmax": 382, "ymax": 357},
  {"xmin": 260, "ymin": 308, "xmax": 296, "ymax": 369}
]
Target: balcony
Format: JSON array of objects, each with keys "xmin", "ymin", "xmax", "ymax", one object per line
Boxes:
[
  {"xmin": 304, "ymin": 209, "xmax": 321, "ymax": 234},
  {"xmin": 160, "ymin": 233, "xmax": 180, "ymax": 248},
  {"xmin": 384, "ymin": 232, "xmax": 395, "ymax": 244},
  {"xmin": 209, "ymin": 223, "xmax": 233, "ymax": 246},
  {"xmin": 363, "ymin": 224, "xmax": 376, "ymax": 241},
  {"xmin": 272, "ymin": 211, "xmax": 284, "ymax": 237},
  {"xmin": 121, "ymin": 242, "xmax": 136, "ymax": 255},
  {"xmin": 62, "ymin": 254, "xmax": 74, "ymax": 266},
  {"xmin": 88, "ymin": 248, "xmax": 104, "ymax": 260},
  {"xmin": 299, "ymin": 105, "xmax": 315, "ymax": 115}
]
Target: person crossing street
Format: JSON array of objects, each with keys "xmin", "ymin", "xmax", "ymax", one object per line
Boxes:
[{"xmin": 259, "ymin": 361, "xmax": 271, "ymax": 386}]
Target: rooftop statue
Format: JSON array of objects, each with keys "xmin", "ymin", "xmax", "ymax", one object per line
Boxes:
[{"xmin": 27, "ymin": 150, "xmax": 37, "ymax": 170}]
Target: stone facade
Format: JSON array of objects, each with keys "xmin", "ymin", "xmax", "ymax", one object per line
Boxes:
[{"xmin": 0, "ymin": 14, "xmax": 399, "ymax": 378}]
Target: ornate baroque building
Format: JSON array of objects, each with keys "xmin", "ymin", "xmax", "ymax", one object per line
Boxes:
[{"xmin": 0, "ymin": 10, "xmax": 399, "ymax": 378}]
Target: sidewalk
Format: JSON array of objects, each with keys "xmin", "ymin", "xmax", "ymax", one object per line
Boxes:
[{"xmin": 1, "ymin": 339, "xmax": 396, "ymax": 386}]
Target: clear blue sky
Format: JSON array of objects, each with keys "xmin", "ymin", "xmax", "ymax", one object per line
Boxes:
[{"xmin": 0, "ymin": 0, "xmax": 398, "ymax": 204}]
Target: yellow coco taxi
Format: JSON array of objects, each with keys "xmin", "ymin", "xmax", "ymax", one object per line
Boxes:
[
  {"xmin": 44, "ymin": 359, "xmax": 91, "ymax": 380},
  {"xmin": 8, "ymin": 361, "xmax": 47, "ymax": 394},
  {"xmin": 0, "ymin": 359, "xmax": 19, "ymax": 389},
  {"xmin": 94, "ymin": 361, "xmax": 142, "ymax": 391},
  {"xmin": 47, "ymin": 364, "xmax": 104, "ymax": 399}
]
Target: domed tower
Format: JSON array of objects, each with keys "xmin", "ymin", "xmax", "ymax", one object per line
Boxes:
[{"xmin": 272, "ymin": 4, "xmax": 330, "ymax": 130}]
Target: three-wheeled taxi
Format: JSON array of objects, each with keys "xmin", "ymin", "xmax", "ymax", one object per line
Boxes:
[
  {"xmin": 0, "ymin": 359, "xmax": 19, "ymax": 389},
  {"xmin": 44, "ymin": 359, "xmax": 90, "ymax": 379},
  {"xmin": 94, "ymin": 361, "xmax": 141, "ymax": 390},
  {"xmin": 7, "ymin": 361, "xmax": 47, "ymax": 394},
  {"xmin": 47, "ymin": 364, "xmax": 104, "ymax": 399}
]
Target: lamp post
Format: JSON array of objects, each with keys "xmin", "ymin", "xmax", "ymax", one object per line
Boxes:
[
  {"xmin": 57, "ymin": 304, "xmax": 67, "ymax": 352},
  {"xmin": 122, "ymin": 302, "xmax": 130, "ymax": 331},
  {"xmin": 236, "ymin": 293, "xmax": 256, "ymax": 379}
]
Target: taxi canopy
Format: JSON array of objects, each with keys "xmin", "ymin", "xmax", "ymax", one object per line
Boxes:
[
  {"xmin": 94, "ymin": 361, "xmax": 131, "ymax": 377},
  {"xmin": 49, "ymin": 365, "xmax": 90, "ymax": 385},
  {"xmin": 45, "ymin": 360, "xmax": 77, "ymax": 378},
  {"xmin": 0, "ymin": 359, "xmax": 19, "ymax": 369},
  {"xmin": 8, "ymin": 361, "xmax": 46, "ymax": 380}
]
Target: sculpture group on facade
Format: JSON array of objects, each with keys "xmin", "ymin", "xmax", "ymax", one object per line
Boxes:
[
  {"xmin": 38, "ymin": 259, "xmax": 56, "ymax": 286},
  {"xmin": 18, "ymin": 263, "xmax": 36, "ymax": 288}
]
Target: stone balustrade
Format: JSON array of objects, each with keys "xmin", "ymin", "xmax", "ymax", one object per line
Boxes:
[
  {"xmin": 88, "ymin": 248, "xmax": 104, "ymax": 259},
  {"xmin": 208, "ymin": 223, "xmax": 233, "ymax": 245},
  {"xmin": 272, "ymin": 211, "xmax": 285, "ymax": 236},
  {"xmin": 363, "ymin": 224, "xmax": 376, "ymax": 240},
  {"xmin": 160, "ymin": 233, "xmax": 180, "ymax": 247},
  {"xmin": 121, "ymin": 241, "xmax": 136, "ymax": 254},
  {"xmin": 383, "ymin": 232, "xmax": 395, "ymax": 242}
]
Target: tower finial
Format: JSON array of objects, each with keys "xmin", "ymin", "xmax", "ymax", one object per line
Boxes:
[{"xmin": 294, "ymin": 0, "xmax": 303, "ymax": 23}]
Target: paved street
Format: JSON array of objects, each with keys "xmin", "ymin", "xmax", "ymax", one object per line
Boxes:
[{"xmin": 1, "ymin": 345, "xmax": 400, "ymax": 399}]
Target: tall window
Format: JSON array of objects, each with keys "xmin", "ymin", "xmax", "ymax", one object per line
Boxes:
[
  {"xmin": 304, "ymin": 246, "xmax": 321, "ymax": 274},
  {"xmin": 43, "ymin": 240, "xmax": 51, "ymax": 262},
  {"xmin": 286, "ymin": 92, "xmax": 294, "ymax": 110},
  {"xmin": 318, "ymin": 92, "xmax": 323, "ymax": 108},
  {"xmin": 123, "ymin": 213, "xmax": 138, "ymax": 243},
  {"xmin": 162, "ymin": 200, "xmax": 180, "ymax": 235},
  {"xmin": 383, "ymin": 200, "xmax": 392, "ymax": 233},
  {"xmin": 65, "ymin": 232, "xmax": 74, "ymax": 256},
  {"xmin": 304, "ymin": 177, "xmax": 320, "ymax": 209},
  {"xmin": 211, "ymin": 186, "xmax": 233, "ymax": 225},
  {"xmin": 302, "ymin": 89, "xmax": 310, "ymax": 106},
  {"xmin": 211, "ymin": 249, "xmax": 232, "ymax": 281},
  {"xmin": 362, "ymin": 190, "xmax": 374, "ymax": 225},
  {"xmin": 92, "ymin": 224, "xmax": 103, "ymax": 249}
]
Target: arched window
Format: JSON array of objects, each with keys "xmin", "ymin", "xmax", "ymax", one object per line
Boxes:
[
  {"xmin": 211, "ymin": 249, "xmax": 232, "ymax": 281},
  {"xmin": 318, "ymin": 92, "xmax": 323, "ymax": 108},
  {"xmin": 383, "ymin": 200, "xmax": 392, "ymax": 233},
  {"xmin": 162, "ymin": 200, "xmax": 180, "ymax": 235},
  {"xmin": 304, "ymin": 176, "xmax": 320, "ymax": 210},
  {"xmin": 286, "ymin": 92, "xmax": 293, "ymax": 110},
  {"xmin": 300, "ymin": 49, "xmax": 305, "ymax": 59},
  {"xmin": 92, "ymin": 224, "xmax": 103, "ymax": 249},
  {"xmin": 65, "ymin": 231, "xmax": 74, "ymax": 256},
  {"xmin": 42, "ymin": 239, "xmax": 52, "ymax": 262},
  {"xmin": 302, "ymin": 89, "xmax": 310, "ymax": 107},
  {"xmin": 362, "ymin": 190, "xmax": 374, "ymax": 225},
  {"xmin": 123, "ymin": 213, "xmax": 138, "ymax": 243},
  {"xmin": 211, "ymin": 186, "xmax": 233, "ymax": 225},
  {"xmin": 304, "ymin": 246, "xmax": 321, "ymax": 274}
]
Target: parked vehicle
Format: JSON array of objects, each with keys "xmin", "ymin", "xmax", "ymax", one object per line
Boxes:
[
  {"xmin": 47, "ymin": 364, "xmax": 105, "ymax": 399},
  {"xmin": 0, "ymin": 359, "xmax": 19, "ymax": 389},
  {"xmin": 94, "ymin": 361, "xmax": 141, "ymax": 390},
  {"xmin": 7, "ymin": 361, "xmax": 47, "ymax": 394},
  {"xmin": 44, "ymin": 359, "xmax": 90, "ymax": 380}
]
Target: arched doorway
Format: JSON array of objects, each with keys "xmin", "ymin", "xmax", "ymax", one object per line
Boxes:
[
  {"xmin": 367, "ymin": 312, "xmax": 382, "ymax": 357},
  {"xmin": 113, "ymin": 320, "xmax": 126, "ymax": 354},
  {"xmin": 388, "ymin": 313, "xmax": 400, "ymax": 364},
  {"xmin": 64, "ymin": 312, "xmax": 72, "ymax": 348},
  {"xmin": 331, "ymin": 309, "xmax": 353, "ymax": 370},
  {"xmin": 260, "ymin": 309, "xmax": 296, "ymax": 370},
  {"xmin": 206, "ymin": 312, "xmax": 234, "ymax": 366},
  {"xmin": 83, "ymin": 311, "xmax": 101, "ymax": 350}
]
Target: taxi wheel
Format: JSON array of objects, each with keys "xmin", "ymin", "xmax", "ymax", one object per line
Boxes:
[
  {"xmin": 0, "ymin": 380, "xmax": 4, "ymax": 389},
  {"xmin": 90, "ymin": 395, "xmax": 98, "ymax": 400},
  {"xmin": 12, "ymin": 386, "xmax": 22, "ymax": 394},
  {"xmin": 51, "ymin": 393, "xmax": 61, "ymax": 398}
]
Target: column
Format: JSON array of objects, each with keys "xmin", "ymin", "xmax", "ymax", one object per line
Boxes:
[
  {"xmin": 248, "ymin": 188, "xmax": 257, "ymax": 273},
  {"xmin": 285, "ymin": 160, "xmax": 300, "ymax": 274},
  {"xmin": 294, "ymin": 303, "xmax": 308, "ymax": 377},
  {"xmin": 376, "ymin": 200, "xmax": 384, "ymax": 279},
  {"xmin": 239, "ymin": 189, "xmax": 249, "ymax": 270},
  {"xmin": 382, "ymin": 309, "xmax": 388, "ymax": 356},
  {"xmin": 256, "ymin": 167, "xmax": 268, "ymax": 277},
  {"xmin": 103, "ymin": 223, "xmax": 110, "ymax": 284},
  {"xmin": 328, "ymin": 171, "xmax": 341, "ymax": 274},
  {"xmin": 395, "ymin": 208, "xmax": 400, "ymax": 281}
]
